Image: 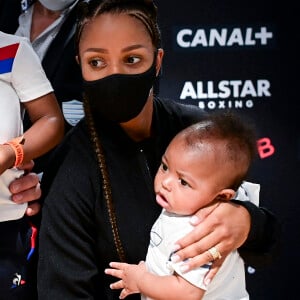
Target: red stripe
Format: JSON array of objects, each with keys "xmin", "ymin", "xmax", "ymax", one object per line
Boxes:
[
  {"xmin": 0, "ymin": 43, "xmax": 19, "ymax": 60},
  {"xmin": 30, "ymin": 223, "xmax": 38, "ymax": 248}
]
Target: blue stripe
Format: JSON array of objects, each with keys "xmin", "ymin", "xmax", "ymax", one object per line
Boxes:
[{"xmin": 0, "ymin": 58, "xmax": 14, "ymax": 74}]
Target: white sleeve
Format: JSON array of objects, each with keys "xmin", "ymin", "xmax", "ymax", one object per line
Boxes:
[
  {"xmin": 169, "ymin": 260, "xmax": 211, "ymax": 290},
  {"xmin": 234, "ymin": 181, "xmax": 260, "ymax": 206},
  {"xmin": 11, "ymin": 38, "xmax": 53, "ymax": 102}
]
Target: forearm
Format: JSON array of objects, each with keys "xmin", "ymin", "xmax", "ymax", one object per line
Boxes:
[
  {"xmin": 232, "ymin": 200, "xmax": 282, "ymax": 266},
  {"xmin": 21, "ymin": 93, "xmax": 65, "ymax": 163},
  {"xmin": 22, "ymin": 115, "xmax": 64, "ymax": 161},
  {"xmin": 138, "ymin": 273, "xmax": 204, "ymax": 300}
]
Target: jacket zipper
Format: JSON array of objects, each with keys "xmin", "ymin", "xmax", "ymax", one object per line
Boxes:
[{"xmin": 138, "ymin": 148, "xmax": 154, "ymax": 196}]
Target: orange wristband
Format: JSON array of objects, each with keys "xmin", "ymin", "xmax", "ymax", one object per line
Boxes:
[{"xmin": 4, "ymin": 136, "xmax": 25, "ymax": 167}]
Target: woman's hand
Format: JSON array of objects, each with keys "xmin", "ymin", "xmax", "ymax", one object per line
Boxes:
[
  {"xmin": 172, "ymin": 201, "xmax": 251, "ymax": 285},
  {"xmin": 9, "ymin": 160, "xmax": 42, "ymax": 216}
]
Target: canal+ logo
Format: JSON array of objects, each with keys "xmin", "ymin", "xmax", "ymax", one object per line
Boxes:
[{"xmin": 173, "ymin": 25, "xmax": 275, "ymax": 50}]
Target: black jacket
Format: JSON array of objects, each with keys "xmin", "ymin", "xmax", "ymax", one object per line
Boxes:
[{"xmin": 37, "ymin": 97, "xmax": 280, "ymax": 299}]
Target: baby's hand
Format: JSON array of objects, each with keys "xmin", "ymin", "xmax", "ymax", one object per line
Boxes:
[{"xmin": 105, "ymin": 261, "xmax": 146, "ymax": 299}]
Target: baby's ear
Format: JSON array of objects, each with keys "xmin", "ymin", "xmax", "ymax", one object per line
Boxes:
[{"xmin": 216, "ymin": 189, "xmax": 236, "ymax": 201}]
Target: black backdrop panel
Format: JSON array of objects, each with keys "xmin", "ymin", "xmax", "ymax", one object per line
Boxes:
[{"xmin": 157, "ymin": 1, "xmax": 299, "ymax": 299}]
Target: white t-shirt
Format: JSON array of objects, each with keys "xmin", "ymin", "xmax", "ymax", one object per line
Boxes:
[
  {"xmin": 0, "ymin": 31, "xmax": 53, "ymax": 221},
  {"xmin": 145, "ymin": 210, "xmax": 249, "ymax": 300}
]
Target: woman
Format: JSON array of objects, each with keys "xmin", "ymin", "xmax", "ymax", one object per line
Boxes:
[{"xmin": 37, "ymin": 0, "xmax": 280, "ymax": 299}]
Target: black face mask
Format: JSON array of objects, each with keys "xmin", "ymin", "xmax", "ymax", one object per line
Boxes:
[{"xmin": 83, "ymin": 61, "xmax": 157, "ymax": 123}]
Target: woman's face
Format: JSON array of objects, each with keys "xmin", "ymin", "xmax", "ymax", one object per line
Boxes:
[{"xmin": 78, "ymin": 13, "xmax": 161, "ymax": 81}]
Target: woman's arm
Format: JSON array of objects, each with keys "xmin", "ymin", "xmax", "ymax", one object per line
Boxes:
[
  {"xmin": 234, "ymin": 200, "xmax": 281, "ymax": 266},
  {"xmin": 37, "ymin": 140, "xmax": 101, "ymax": 299},
  {"xmin": 170, "ymin": 200, "xmax": 280, "ymax": 285}
]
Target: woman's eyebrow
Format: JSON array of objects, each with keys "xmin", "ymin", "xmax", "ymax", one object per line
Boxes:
[
  {"xmin": 121, "ymin": 44, "xmax": 147, "ymax": 52},
  {"xmin": 84, "ymin": 47, "xmax": 108, "ymax": 53}
]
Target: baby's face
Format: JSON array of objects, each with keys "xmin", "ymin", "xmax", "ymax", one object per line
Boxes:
[{"xmin": 154, "ymin": 137, "xmax": 224, "ymax": 215}]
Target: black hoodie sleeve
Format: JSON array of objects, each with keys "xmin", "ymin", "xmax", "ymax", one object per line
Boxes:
[{"xmin": 232, "ymin": 200, "xmax": 282, "ymax": 267}]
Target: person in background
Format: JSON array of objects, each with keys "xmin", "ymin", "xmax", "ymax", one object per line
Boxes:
[
  {"xmin": 105, "ymin": 111, "xmax": 257, "ymax": 300},
  {"xmin": 0, "ymin": 30, "xmax": 64, "ymax": 299},
  {"xmin": 0, "ymin": 0, "xmax": 20, "ymax": 33},
  {"xmin": 0, "ymin": 0, "xmax": 84, "ymax": 173},
  {"xmin": 0, "ymin": 0, "xmax": 83, "ymax": 217},
  {"xmin": 36, "ymin": 1, "xmax": 280, "ymax": 299}
]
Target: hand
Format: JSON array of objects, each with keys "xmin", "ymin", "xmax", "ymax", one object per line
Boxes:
[
  {"xmin": 105, "ymin": 261, "xmax": 146, "ymax": 299},
  {"xmin": 9, "ymin": 161, "xmax": 42, "ymax": 216},
  {"xmin": 171, "ymin": 201, "xmax": 251, "ymax": 285}
]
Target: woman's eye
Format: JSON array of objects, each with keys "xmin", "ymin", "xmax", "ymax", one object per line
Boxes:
[
  {"xmin": 89, "ymin": 58, "xmax": 103, "ymax": 68},
  {"xmin": 126, "ymin": 56, "xmax": 141, "ymax": 64}
]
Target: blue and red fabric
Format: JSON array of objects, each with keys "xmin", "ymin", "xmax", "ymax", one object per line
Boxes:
[{"xmin": 0, "ymin": 43, "xmax": 19, "ymax": 74}]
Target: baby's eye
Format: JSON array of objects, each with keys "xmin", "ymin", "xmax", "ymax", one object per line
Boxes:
[
  {"xmin": 161, "ymin": 162, "xmax": 168, "ymax": 172},
  {"xmin": 179, "ymin": 178, "xmax": 189, "ymax": 187}
]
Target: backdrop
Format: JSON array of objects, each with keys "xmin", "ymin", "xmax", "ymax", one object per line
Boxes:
[{"xmin": 157, "ymin": 1, "xmax": 299, "ymax": 299}]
